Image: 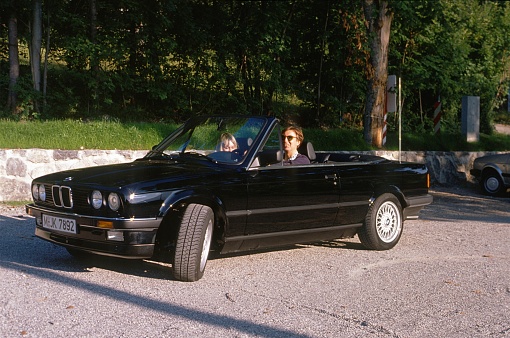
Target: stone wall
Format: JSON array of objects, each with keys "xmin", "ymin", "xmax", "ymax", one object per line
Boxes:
[
  {"xmin": 0, "ymin": 149, "xmax": 495, "ymax": 201},
  {"xmin": 0, "ymin": 149, "xmax": 147, "ymax": 201}
]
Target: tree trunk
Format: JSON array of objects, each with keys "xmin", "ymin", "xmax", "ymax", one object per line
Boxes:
[
  {"xmin": 43, "ymin": 8, "xmax": 51, "ymax": 107},
  {"xmin": 316, "ymin": 1, "xmax": 330, "ymax": 125},
  {"xmin": 89, "ymin": 0, "xmax": 99, "ymax": 72},
  {"xmin": 362, "ymin": 0, "xmax": 393, "ymax": 148},
  {"xmin": 31, "ymin": 0, "xmax": 43, "ymax": 113},
  {"xmin": 7, "ymin": 11, "xmax": 20, "ymax": 114}
]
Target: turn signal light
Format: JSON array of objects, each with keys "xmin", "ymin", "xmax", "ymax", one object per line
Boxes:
[{"xmin": 97, "ymin": 220, "xmax": 113, "ymax": 229}]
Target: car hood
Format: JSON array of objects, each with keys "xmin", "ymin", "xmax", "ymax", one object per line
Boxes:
[{"xmin": 34, "ymin": 159, "xmax": 219, "ymax": 188}]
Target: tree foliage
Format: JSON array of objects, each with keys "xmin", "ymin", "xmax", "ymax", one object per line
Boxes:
[
  {"xmin": 389, "ymin": 0, "xmax": 510, "ymax": 134},
  {"xmin": 1, "ymin": 0, "xmax": 509, "ymax": 140}
]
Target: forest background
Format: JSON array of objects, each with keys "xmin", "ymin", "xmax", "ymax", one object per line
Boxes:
[{"xmin": 1, "ymin": 0, "xmax": 510, "ymax": 149}]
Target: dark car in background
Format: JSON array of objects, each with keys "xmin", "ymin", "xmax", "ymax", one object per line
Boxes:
[
  {"xmin": 470, "ymin": 153, "xmax": 510, "ymax": 196},
  {"xmin": 26, "ymin": 116, "xmax": 432, "ymax": 282}
]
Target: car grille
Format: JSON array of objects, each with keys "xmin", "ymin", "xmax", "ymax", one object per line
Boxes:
[
  {"xmin": 52, "ymin": 185, "xmax": 73, "ymax": 208},
  {"xmin": 37, "ymin": 185, "xmax": 88, "ymax": 210},
  {"xmin": 37, "ymin": 185, "xmax": 116, "ymax": 216}
]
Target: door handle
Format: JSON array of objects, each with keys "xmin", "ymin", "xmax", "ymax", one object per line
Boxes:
[{"xmin": 325, "ymin": 173, "xmax": 339, "ymax": 185}]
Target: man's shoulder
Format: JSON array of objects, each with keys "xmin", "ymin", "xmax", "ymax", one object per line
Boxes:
[{"xmin": 295, "ymin": 153, "xmax": 310, "ymax": 164}]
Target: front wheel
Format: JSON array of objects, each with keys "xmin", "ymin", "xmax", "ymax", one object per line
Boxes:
[
  {"xmin": 358, "ymin": 193, "xmax": 403, "ymax": 250},
  {"xmin": 173, "ymin": 204, "xmax": 214, "ymax": 282},
  {"xmin": 481, "ymin": 170, "xmax": 504, "ymax": 196}
]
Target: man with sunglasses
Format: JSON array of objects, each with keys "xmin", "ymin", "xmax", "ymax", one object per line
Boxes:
[{"xmin": 282, "ymin": 126, "xmax": 311, "ymax": 165}]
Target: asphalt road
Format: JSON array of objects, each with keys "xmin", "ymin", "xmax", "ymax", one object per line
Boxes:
[{"xmin": 1, "ymin": 186, "xmax": 509, "ymax": 338}]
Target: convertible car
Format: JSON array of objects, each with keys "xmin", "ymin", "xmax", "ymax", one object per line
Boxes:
[{"xmin": 26, "ymin": 116, "xmax": 432, "ymax": 282}]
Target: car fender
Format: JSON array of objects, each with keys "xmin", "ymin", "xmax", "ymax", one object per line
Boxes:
[
  {"xmin": 370, "ymin": 185, "xmax": 407, "ymax": 209},
  {"xmin": 159, "ymin": 189, "xmax": 226, "ymax": 218},
  {"xmin": 481, "ymin": 163, "xmax": 505, "ymax": 179},
  {"xmin": 157, "ymin": 189, "xmax": 228, "ymax": 244}
]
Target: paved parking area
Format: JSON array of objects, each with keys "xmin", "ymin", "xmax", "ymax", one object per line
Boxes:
[{"xmin": 1, "ymin": 186, "xmax": 509, "ymax": 337}]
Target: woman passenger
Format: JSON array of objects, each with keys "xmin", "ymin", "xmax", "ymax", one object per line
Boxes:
[{"xmin": 219, "ymin": 133, "xmax": 238, "ymax": 152}]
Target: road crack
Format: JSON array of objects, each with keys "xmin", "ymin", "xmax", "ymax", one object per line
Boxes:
[{"xmin": 241, "ymin": 288, "xmax": 401, "ymax": 337}]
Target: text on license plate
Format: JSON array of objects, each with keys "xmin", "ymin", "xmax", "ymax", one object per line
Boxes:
[{"xmin": 42, "ymin": 215, "xmax": 77, "ymax": 234}]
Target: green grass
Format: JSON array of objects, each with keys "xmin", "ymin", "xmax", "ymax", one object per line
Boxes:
[
  {"xmin": 306, "ymin": 128, "xmax": 372, "ymax": 151},
  {"xmin": 1, "ymin": 119, "xmax": 509, "ymax": 151},
  {"xmin": 385, "ymin": 131, "xmax": 510, "ymax": 151},
  {"xmin": 0, "ymin": 119, "xmax": 177, "ymax": 150}
]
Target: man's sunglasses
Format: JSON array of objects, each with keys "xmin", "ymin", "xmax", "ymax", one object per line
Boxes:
[{"xmin": 283, "ymin": 135, "xmax": 296, "ymax": 142}]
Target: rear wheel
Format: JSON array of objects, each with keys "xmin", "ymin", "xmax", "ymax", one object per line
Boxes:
[
  {"xmin": 173, "ymin": 204, "xmax": 214, "ymax": 282},
  {"xmin": 358, "ymin": 193, "xmax": 403, "ymax": 250},
  {"xmin": 481, "ymin": 170, "xmax": 504, "ymax": 196}
]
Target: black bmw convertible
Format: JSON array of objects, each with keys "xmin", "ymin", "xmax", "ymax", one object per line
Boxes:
[{"xmin": 27, "ymin": 116, "xmax": 433, "ymax": 282}]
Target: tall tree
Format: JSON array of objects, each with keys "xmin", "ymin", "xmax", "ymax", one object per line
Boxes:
[
  {"xmin": 89, "ymin": 0, "xmax": 98, "ymax": 73},
  {"xmin": 7, "ymin": 7, "xmax": 20, "ymax": 113},
  {"xmin": 362, "ymin": 0, "xmax": 393, "ymax": 148},
  {"xmin": 30, "ymin": 0, "xmax": 42, "ymax": 113}
]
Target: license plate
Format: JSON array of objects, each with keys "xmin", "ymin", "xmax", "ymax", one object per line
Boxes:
[{"xmin": 42, "ymin": 214, "xmax": 77, "ymax": 234}]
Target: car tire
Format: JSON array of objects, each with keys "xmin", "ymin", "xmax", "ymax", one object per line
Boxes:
[
  {"xmin": 481, "ymin": 170, "xmax": 504, "ymax": 196},
  {"xmin": 358, "ymin": 193, "xmax": 403, "ymax": 251},
  {"xmin": 173, "ymin": 203, "xmax": 214, "ymax": 282}
]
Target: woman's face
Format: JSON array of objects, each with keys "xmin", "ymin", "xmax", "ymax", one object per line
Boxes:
[
  {"xmin": 282, "ymin": 130, "xmax": 299, "ymax": 155},
  {"xmin": 222, "ymin": 140, "xmax": 236, "ymax": 152}
]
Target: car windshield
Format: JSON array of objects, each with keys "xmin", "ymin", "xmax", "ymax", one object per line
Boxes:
[{"xmin": 147, "ymin": 116, "xmax": 267, "ymax": 164}]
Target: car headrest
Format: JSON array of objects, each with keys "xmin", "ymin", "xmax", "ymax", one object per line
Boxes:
[
  {"xmin": 237, "ymin": 137, "xmax": 253, "ymax": 150},
  {"xmin": 299, "ymin": 141, "xmax": 316, "ymax": 161},
  {"xmin": 253, "ymin": 149, "xmax": 283, "ymax": 167}
]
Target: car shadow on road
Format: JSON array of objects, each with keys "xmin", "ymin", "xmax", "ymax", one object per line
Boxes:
[
  {"xmin": 3, "ymin": 184, "xmax": 508, "ymax": 284},
  {"xmin": 0, "ymin": 212, "xmax": 364, "ymax": 284},
  {"xmin": 305, "ymin": 239, "xmax": 366, "ymax": 250},
  {"xmin": 0, "ymin": 214, "xmax": 175, "ymax": 280},
  {"xmin": 422, "ymin": 186, "xmax": 510, "ymax": 224},
  {"xmin": 0, "ymin": 213, "xmax": 312, "ymax": 338}
]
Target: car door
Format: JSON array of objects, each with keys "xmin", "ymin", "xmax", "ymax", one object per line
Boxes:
[
  {"xmin": 245, "ymin": 165, "xmax": 341, "ymax": 235},
  {"xmin": 334, "ymin": 163, "xmax": 378, "ymax": 226},
  {"xmin": 244, "ymin": 125, "xmax": 340, "ymax": 237}
]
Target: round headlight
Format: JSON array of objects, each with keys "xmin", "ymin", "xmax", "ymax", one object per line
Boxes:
[
  {"xmin": 108, "ymin": 193, "xmax": 121, "ymax": 211},
  {"xmin": 32, "ymin": 184, "xmax": 40, "ymax": 200},
  {"xmin": 91, "ymin": 190, "xmax": 103, "ymax": 209},
  {"xmin": 38, "ymin": 185, "xmax": 46, "ymax": 201}
]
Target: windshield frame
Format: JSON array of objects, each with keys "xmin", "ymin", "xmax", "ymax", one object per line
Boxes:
[{"xmin": 145, "ymin": 116, "xmax": 271, "ymax": 166}]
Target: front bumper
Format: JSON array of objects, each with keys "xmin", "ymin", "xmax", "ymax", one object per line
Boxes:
[{"xmin": 27, "ymin": 204, "xmax": 160, "ymax": 259}]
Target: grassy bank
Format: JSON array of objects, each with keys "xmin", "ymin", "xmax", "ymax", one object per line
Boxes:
[
  {"xmin": 1, "ymin": 119, "xmax": 509, "ymax": 151},
  {"xmin": 1, "ymin": 120, "xmax": 177, "ymax": 150}
]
